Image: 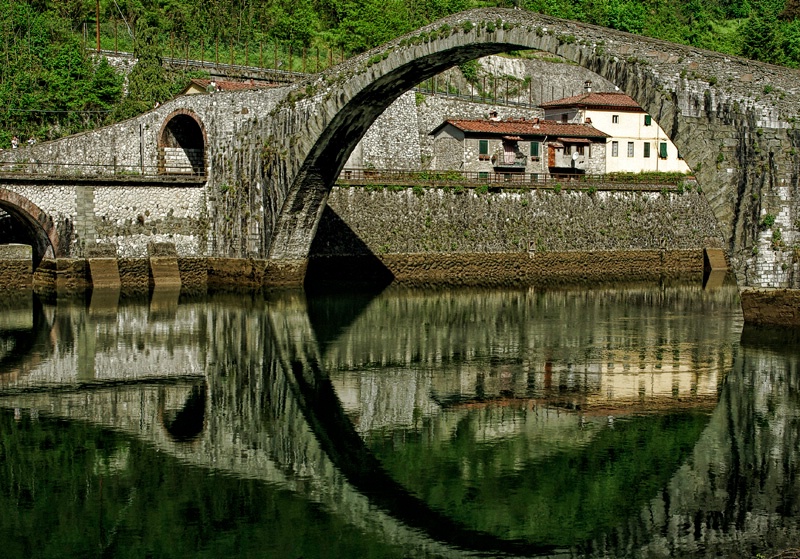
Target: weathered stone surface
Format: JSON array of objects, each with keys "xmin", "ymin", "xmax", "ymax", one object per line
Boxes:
[
  {"xmin": 118, "ymin": 259, "xmax": 150, "ymax": 292},
  {"xmin": 740, "ymin": 288, "xmax": 800, "ymax": 327},
  {"xmin": 85, "ymin": 243, "xmax": 117, "ymax": 258},
  {"xmin": 307, "ymin": 250, "xmax": 703, "ymax": 287},
  {"xmin": 177, "ymin": 257, "xmax": 208, "ymax": 290},
  {"xmin": 149, "ymin": 257, "xmax": 182, "ymax": 288},
  {"xmin": 312, "ymin": 187, "xmax": 725, "ymax": 256},
  {"xmin": 0, "ymin": 242, "xmax": 32, "ymax": 291},
  {"xmin": 87, "ymin": 258, "xmax": 121, "ymax": 289},
  {"xmin": 703, "ymin": 247, "xmax": 727, "ymax": 272}
]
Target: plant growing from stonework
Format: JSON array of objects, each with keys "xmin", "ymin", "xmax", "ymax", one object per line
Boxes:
[
  {"xmin": 761, "ymin": 213, "xmax": 776, "ymax": 229},
  {"xmin": 772, "ymin": 228, "xmax": 784, "ymax": 249}
]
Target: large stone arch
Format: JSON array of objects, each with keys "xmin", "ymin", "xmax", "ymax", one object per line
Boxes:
[
  {"xmin": 158, "ymin": 109, "xmax": 207, "ymax": 175},
  {"xmin": 0, "ymin": 187, "xmax": 59, "ymax": 266},
  {"xmin": 258, "ymin": 8, "xmax": 799, "ymax": 289}
]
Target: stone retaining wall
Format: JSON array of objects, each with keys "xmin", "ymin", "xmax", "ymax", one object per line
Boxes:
[
  {"xmin": 312, "ymin": 187, "xmax": 725, "ymax": 256},
  {"xmin": 740, "ymin": 288, "xmax": 800, "ymax": 327},
  {"xmin": 306, "ymin": 250, "xmax": 705, "ymax": 287},
  {"xmin": 0, "ymin": 244, "xmax": 32, "ymax": 291}
]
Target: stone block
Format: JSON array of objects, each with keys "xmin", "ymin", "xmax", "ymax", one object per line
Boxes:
[
  {"xmin": 86, "ymin": 243, "xmax": 118, "ymax": 258},
  {"xmin": 740, "ymin": 288, "xmax": 800, "ymax": 327},
  {"xmin": 703, "ymin": 248, "xmax": 727, "ymax": 272},
  {"xmin": 0, "ymin": 244, "xmax": 32, "ymax": 260},
  {"xmin": 88, "ymin": 258, "xmax": 121, "ymax": 289},
  {"xmin": 149, "ymin": 256, "xmax": 182, "ymax": 288},
  {"xmin": 147, "ymin": 241, "xmax": 179, "ymax": 258}
]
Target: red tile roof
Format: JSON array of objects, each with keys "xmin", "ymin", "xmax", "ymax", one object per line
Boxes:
[
  {"xmin": 540, "ymin": 92, "xmax": 643, "ymax": 110},
  {"xmin": 435, "ymin": 118, "xmax": 609, "ymax": 139}
]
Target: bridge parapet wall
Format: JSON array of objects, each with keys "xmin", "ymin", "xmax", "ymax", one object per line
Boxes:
[{"xmin": 0, "ymin": 87, "xmax": 288, "ymax": 258}]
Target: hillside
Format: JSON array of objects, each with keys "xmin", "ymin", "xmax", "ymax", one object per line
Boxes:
[{"xmin": 1, "ymin": 0, "xmax": 798, "ymax": 147}]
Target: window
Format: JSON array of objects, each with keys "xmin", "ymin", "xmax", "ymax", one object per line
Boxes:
[
  {"xmin": 478, "ymin": 171, "xmax": 489, "ymax": 179},
  {"xmin": 479, "ymin": 140, "xmax": 488, "ymax": 155},
  {"xmin": 562, "ymin": 113, "xmax": 568, "ymax": 123},
  {"xmin": 643, "ymin": 142, "xmax": 651, "ymax": 158},
  {"xmin": 659, "ymin": 142, "xmax": 668, "ymax": 159},
  {"xmin": 644, "ymin": 115, "xmax": 652, "ymax": 126},
  {"xmin": 530, "ymin": 141, "xmax": 539, "ymax": 157},
  {"xmin": 576, "ymin": 145, "xmax": 584, "ymax": 156},
  {"xmin": 612, "ymin": 115, "xmax": 619, "ymax": 124},
  {"xmin": 627, "ymin": 142, "xmax": 634, "ymax": 157},
  {"xmin": 611, "ymin": 141, "xmax": 619, "ymax": 157}
]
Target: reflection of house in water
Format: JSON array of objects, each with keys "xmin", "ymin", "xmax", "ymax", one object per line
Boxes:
[
  {"xmin": 331, "ymin": 345, "xmax": 731, "ymax": 436},
  {"xmin": 429, "ymin": 117, "xmax": 609, "ymax": 180}
]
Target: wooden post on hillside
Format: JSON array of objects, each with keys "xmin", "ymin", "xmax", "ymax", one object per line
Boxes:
[
  {"xmin": 259, "ymin": 42, "xmax": 263, "ymax": 67},
  {"xmin": 245, "ymin": 40, "xmax": 249, "ymax": 66},
  {"xmin": 288, "ymin": 44, "xmax": 292, "ymax": 72},
  {"xmin": 96, "ymin": 1, "xmax": 100, "ymax": 52},
  {"xmin": 274, "ymin": 43, "xmax": 277, "ymax": 69},
  {"xmin": 302, "ymin": 47, "xmax": 306, "ymax": 73}
]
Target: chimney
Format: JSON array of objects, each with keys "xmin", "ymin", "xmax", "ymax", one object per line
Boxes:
[
  {"xmin": 584, "ymin": 80, "xmax": 592, "ymax": 93},
  {"xmin": 585, "ymin": 117, "xmax": 592, "ymax": 124}
]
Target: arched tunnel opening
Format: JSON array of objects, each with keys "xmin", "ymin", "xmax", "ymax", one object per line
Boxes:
[
  {"xmin": 159, "ymin": 113, "xmax": 206, "ymax": 175},
  {"xmin": 0, "ymin": 203, "xmax": 53, "ymax": 268}
]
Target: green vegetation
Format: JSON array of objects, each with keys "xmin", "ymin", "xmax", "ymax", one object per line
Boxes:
[
  {"xmin": 368, "ymin": 410, "xmax": 710, "ymax": 546},
  {"xmin": 0, "ymin": 410, "xmax": 410, "ymax": 558},
  {"xmin": 3, "ymin": 0, "xmax": 800, "ymax": 146}
]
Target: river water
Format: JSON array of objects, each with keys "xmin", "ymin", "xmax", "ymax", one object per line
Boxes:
[{"xmin": 1, "ymin": 280, "xmax": 799, "ymax": 558}]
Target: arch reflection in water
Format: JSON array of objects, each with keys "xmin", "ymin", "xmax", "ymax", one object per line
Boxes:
[{"xmin": 1, "ymin": 283, "xmax": 800, "ymax": 558}]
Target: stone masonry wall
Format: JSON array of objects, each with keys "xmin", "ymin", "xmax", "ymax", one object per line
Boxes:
[
  {"xmin": 313, "ymin": 187, "xmax": 724, "ymax": 257},
  {"xmin": 0, "ymin": 87, "xmax": 288, "ymax": 258}
]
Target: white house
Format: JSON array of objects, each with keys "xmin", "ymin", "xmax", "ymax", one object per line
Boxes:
[
  {"xmin": 540, "ymin": 87, "xmax": 691, "ymax": 174},
  {"xmin": 429, "ymin": 117, "xmax": 609, "ymax": 179}
]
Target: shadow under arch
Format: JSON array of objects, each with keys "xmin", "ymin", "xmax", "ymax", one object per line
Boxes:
[
  {"xmin": 0, "ymin": 187, "xmax": 59, "ymax": 267},
  {"xmin": 157, "ymin": 109, "xmax": 207, "ymax": 175}
]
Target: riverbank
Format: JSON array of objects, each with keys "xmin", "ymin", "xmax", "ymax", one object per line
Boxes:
[{"xmin": 6, "ymin": 249, "xmax": 706, "ymax": 297}]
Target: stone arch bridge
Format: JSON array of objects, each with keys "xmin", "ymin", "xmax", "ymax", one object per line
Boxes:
[{"xmin": 1, "ymin": 8, "xmax": 799, "ymax": 317}]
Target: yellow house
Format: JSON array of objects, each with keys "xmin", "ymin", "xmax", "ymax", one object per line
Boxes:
[{"xmin": 541, "ymin": 87, "xmax": 692, "ymax": 174}]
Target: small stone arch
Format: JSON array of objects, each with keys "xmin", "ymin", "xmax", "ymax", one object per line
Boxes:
[
  {"xmin": 157, "ymin": 109, "xmax": 207, "ymax": 175},
  {"xmin": 0, "ymin": 187, "xmax": 59, "ymax": 267}
]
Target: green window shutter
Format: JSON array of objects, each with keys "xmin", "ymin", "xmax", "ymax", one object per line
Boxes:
[
  {"xmin": 530, "ymin": 141, "xmax": 539, "ymax": 156},
  {"xmin": 644, "ymin": 142, "xmax": 651, "ymax": 158},
  {"xmin": 659, "ymin": 142, "xmax": 668, "ymax": 158},
  {"xmin": 644, "ymin": 115, "xmax": 652, "ymax": 126},
  {"xmin": 479, "ymin": 140, "xmax": 489, "ymax": 155}
]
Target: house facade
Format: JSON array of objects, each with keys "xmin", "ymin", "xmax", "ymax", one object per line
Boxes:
[
  {"xmin": 430, "ymin": 117, "xmax": 609, "ymax": 179},
  {"xmin": 540, "ymin": 89, "xmax": 691, "ymax": 174}
]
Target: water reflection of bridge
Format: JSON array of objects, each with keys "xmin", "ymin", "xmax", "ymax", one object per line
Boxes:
[{"xmin": 1, "ymin": 285, "xmax": 799, "ymax": 557}]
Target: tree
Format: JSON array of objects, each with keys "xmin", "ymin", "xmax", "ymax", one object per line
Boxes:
[
  {"xmin": 113, "ymin": 26, "xmax": 172, "ymax": 120},
  {"xmin": 742, "ymin": 8, "xmax": 785, "ymax": 63}
]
